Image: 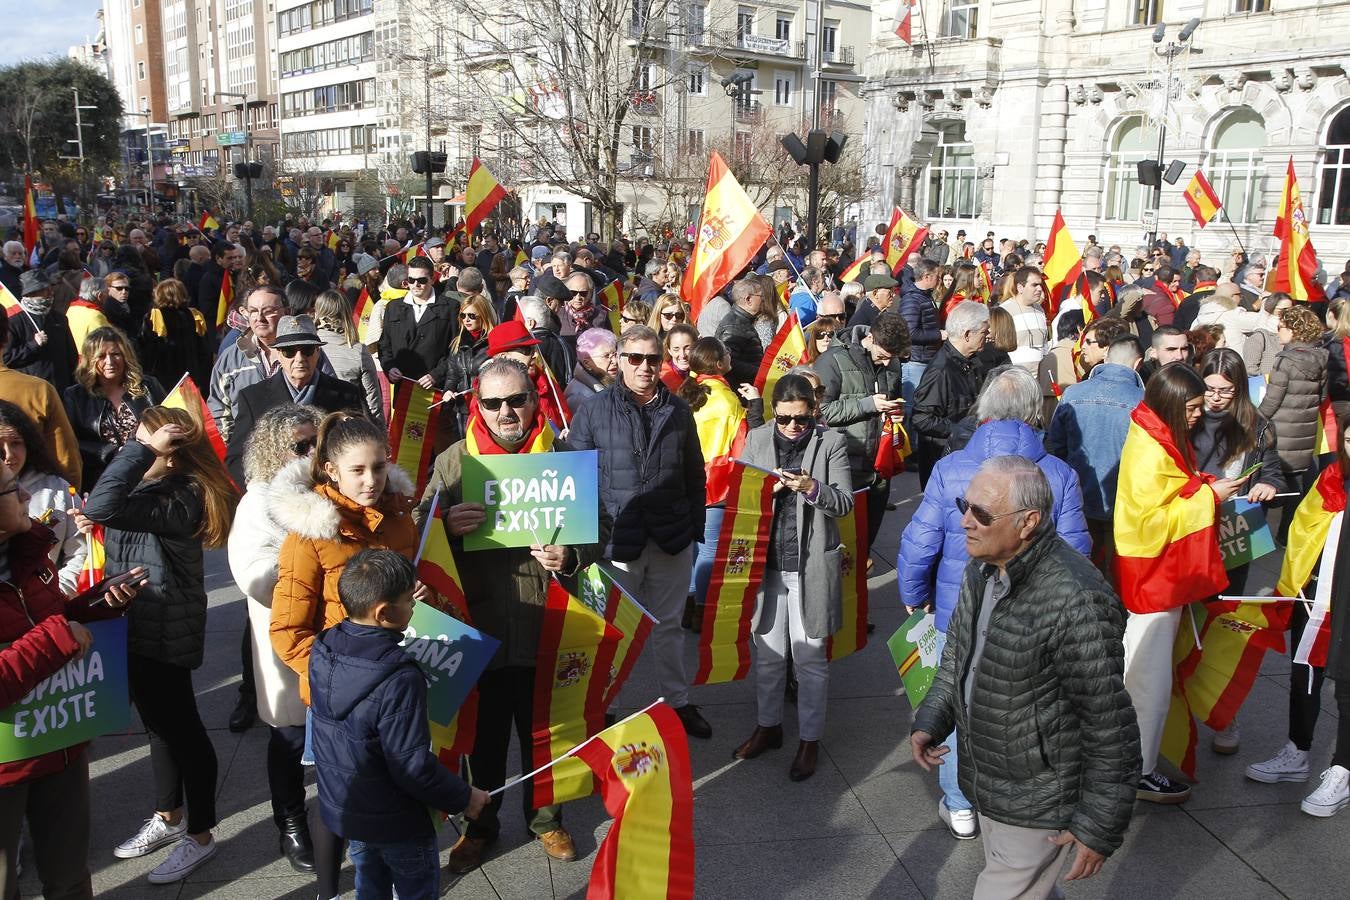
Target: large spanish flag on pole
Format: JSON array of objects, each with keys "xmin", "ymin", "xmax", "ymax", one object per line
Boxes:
[
  {"xmin": 681, "ymin": 152, "xmax": 772, "ymax": 320},
  {"xmin": 1183, "ymin": 170, "xmax": 1222, "ymax": 228},
  {"xmin": 163, "ymin": 373, "xmax": 228, "ymax": 466},
  {"xmin": 22, "ymin": 175, "xmax": 39, "ymax": 257},
  {"xmin": 532, "ymin": 579, "xmax": 623, "ymax": 807},
  {"xmin": 837, "ymin": 253, "xmax": 869, "ymax": 284},
  {"xmin": 1271, "ymin": 158, "xmax": 1327, "ymax": 302},
  {"xmin": 827, "ymin": 489, "xmax": 870, "ymax": 661},
  {"xmin": 695, "ymin": 461, "xmax": 774, "ymax": 684},
  {"xmin": 753, "ymin": 313, "xmax": 807, "ymax": 398},
  {"xmin": 885, "ymin": 207, "xmax": 928, "ymax": 276},
  {"xmin": 1113, "ymin": 404, "xmax": 1228, "ymax": 613},
  {"xmin": 574, "ymin": 702, "xmax": 695, "ymax": 900},
  {"xmin": 463, "ymin": 157, "xmax": 509, "ymax": 237},
  {"xmin": 387, "ymin": 383, "xmax": 443, "ymax": 495},
  {"xmin": 1041, "ymin": 210, "xmax": 1084, "ymax": 321}
]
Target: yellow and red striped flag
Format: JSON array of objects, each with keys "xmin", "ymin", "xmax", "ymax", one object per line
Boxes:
[
  {"xmin": 76, "ymin": 523, "xmax": 106, "ymax": 593},
  {"xmin": 531, "ymin": 578, "xmax": 623, "ymax": 807},
  {"xmin": 463, "ymin": 158, "xmax": 509, "ymax": 237},
  {"xmin": 574, "ymin": 702, "xmax": 694, "ymax": 900},
  {"xmin": 681, "ymin": 151, "xmax": 773, "ymax": 320},
  {"xmin": 0, "ymin": 279, "xmax": 21, "ymax": 319},
  {"xmin": 1177, "ymin": 600, "xmax": 1287, "ymax": 731},
  {"xmin": 351, "ymin": 287, "xmax": 374, "ymax": 343},
  {"xmin": 326, "ymin": 229, "xmax": 340, "ymax": 251},
  {"xmin": 884, "ymin": 207, "xmax": 928, "ymax": 276},
  {"xmin": 1160, "ymin": 678, "xmax": 1199, "ymax": 780},
  {"xmin": 1041, "ymin": 210, "xmax": 1084, "ymax": 321},
  {"xmin": 387, "ymin": 383, "xmax": 443, "ymax": 496},
  {"xmin": 22, "ymin": 175, "xmax": 39, "ymax": 256},
  {"xmin": 1278, "ymin": 463, "xmax": 1344, "ymax": 666},
  {"xmin": 515, "ymin": 248, "xmax": 528, "ymax": 268},
  {"xmin": 873, "ymin": 415, "xmax": 913, "ymax": 479},
  {"xmin": 215, "ymin": 269, "xmax": 234, "ymax": 327},
  {"xmin": 692, "ymin": 376, "xmax": 749, "ymax": 507},
  {"xmin": 827, "ymin": 489, "xmax": 870, "ymax": 661},
  {"xmin": 695, "ymin": 461, "xmax": 774, "ymax": 684},
  {"xmin": 837, "ymin": 254, "xmax": 868, "ymax": 284},
  {"xmin": 163, "ymin": 373, "xmax": 228, "ymax": 466},
  {"xmin": 1272, "ymin": 158, "xmax": 1327, "ymax": 302},
  {"xmin": 578, "ymin": 563, "xmax": 657, "ymax": 709},
  {"xmin": 1315, "ymin": 394, "xmax": 1340, "ymax": 456},
  {"xmin": 1183, "ymin": 170, "xmax": 1222, "ymax": 228},
  {"xmin": 1113, "ymin": 404, "xmax": 1228, "ymax": 614},
  {"xmin": 599, "ymin": 279, "xmax": 628, "ymax": 333},
  {"xmin": 414, "ymin": 504, "xmax": 478, "ymax": 765},
  {"xmin": 977, "ymin": 260, "xmax": 994, "ymax": 299},
  {"xmin": 399, "ymin": 241, "xmax": 425, "ymax": 265},
  {"xmin": 753, "ymin": 313, "xmax": 807, "ymax": 397},
  {"xmin": 197, "ymin": 210, "xmax": 219, "ymax": 233}
]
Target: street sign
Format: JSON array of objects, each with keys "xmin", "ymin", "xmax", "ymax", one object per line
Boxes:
[
  {"xmin": 217, "ymin": 131, "xmax": 247, "ymax": 147},
  {"xmin": 1141, "ymin": 208, "xmax": 1158, "ymax": 230}
]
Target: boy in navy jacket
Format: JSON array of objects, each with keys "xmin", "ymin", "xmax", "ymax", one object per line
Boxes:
[{"xmin": 309, "ymin": 549, "xmax": 488, "ymax": 899}]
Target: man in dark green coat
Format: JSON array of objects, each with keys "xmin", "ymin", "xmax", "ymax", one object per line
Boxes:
[{"xmin": 911, "ymin": 455, "xmax": 1140, "ymax": 897}]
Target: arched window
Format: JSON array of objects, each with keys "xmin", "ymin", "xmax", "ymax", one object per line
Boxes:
[
  {"xmin": 1317, "ymin": 107, "xmax": 1350, "ymax": 226},
  {"xmin": 924, "ymin": 123, "xmax": 980, "ymax": 220},
  {"xmin": 1209, "ymin": 110, "xmax": 1265, "ymax": 224},
  {"xmin": 1103, "ymin": 116, "xmax": 1155, "ymax": 221}
]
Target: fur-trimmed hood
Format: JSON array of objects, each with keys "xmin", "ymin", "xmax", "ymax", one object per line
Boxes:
[{"xmin": 267, "ymin": 457, "xmax": 417, "ymax": 542}]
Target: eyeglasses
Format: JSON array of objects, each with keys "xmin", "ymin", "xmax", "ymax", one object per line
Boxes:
[
  {"xmin": 107, "ymin": 283, "xmax": 129, "ymax": 291},
  {"xmin": 291, "ymin": 438, "xmax": 316, "ymax": 456},
  {"xmin": 0, "ymin": 483, "xmax": 19, "ymax": 499},
  {"xmin": 775, "ymin": 414, "xmax": 814, "ymax": 427},
  {"xmin": 406, "ymin": 276, "xmax": 430, "ymax": 285},
  {"xmin": 621, "ymin": 352, "xmax": 662, "ymax": 368},
  {"xmin": 621, "ymin": 316, "xmax": 645, "ymax": 325},
  {"xmin": 479, "ymin": 392, "xmax": 532, "ymax": 411},
  {"xmin": 1204, "ymin": 385, "xmax": 1236, "ymax": 398},
  {"xmin": 955, "ymin": 496, "xmax": 1030, "ymax": 527},
  {"xmin": 278, "ymin": 345, "xmax": 319, "ymax": 358},
  {"xmin": 660, "ymin": 310, "xmax": 685, "ymax": 321},
  {"xmin": 247, "ymin": 307, "xmax": 283, "ymax": 319}
]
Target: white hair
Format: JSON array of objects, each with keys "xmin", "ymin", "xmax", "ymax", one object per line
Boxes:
[
  {"xmin": 2, "ymin": 241, "xmax": 23, "ymax": 256},
  {"xmin": 975, "ymin": 365, "xmax": 1042, "ymax": 426},
  {"xmin": 976, "ymin": 455, "xmax": 1054, "ymax": 535},
  {"xmin": 518, "ymin": 296, "xmax": 550, "ymax": 329},
  {"xmin": 945, "ymin": 300, "xmax": 990, "ymax": 337},
  {"xmin": 840, "ymin": 281, "xmax": 863, "ymax": 300}
]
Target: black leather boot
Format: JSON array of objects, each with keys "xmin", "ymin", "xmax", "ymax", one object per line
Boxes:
[{"xmin": 278, "ymin": 813, "xmax": 315, "ymax": 873}]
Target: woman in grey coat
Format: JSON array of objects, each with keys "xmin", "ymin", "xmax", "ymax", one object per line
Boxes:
[
  {"xmin": 312, "ymin": 290, "xmax": 385, "ymax": 428},
  {"xmin": 731, "ymin": 374, "xmax": 854, "ymax": 782}
]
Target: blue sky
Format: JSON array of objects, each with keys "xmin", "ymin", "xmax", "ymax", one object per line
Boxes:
[{"xmin": 4, "ymin": 0, "xmax": 107, "ymax": 65}]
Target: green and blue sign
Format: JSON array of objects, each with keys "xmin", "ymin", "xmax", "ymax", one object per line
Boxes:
[
  {"xmin": 1219, "ymin": 498, "xmax": 1277, "ymax": 571},
  {"xmin": 460, "ymin": 450, "xmax": 599, "ymax": 551},
  {"xmin": 401, "ymin": 603, "xmax": 499, "ymax": 726}
]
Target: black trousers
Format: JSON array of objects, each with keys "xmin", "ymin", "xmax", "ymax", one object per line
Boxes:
[
  {"xmin": 865, "ymin": 481, "xmax": 889, "ymax": 551},
  {"xmin": 128, "ymin": 654, "xmax": 218, "ymax": 834},
  {"xmin": 1333, "ymin": 680, "xmax": 1350, "ymax": 770},
  {"xmin": 465, "ymin": 666, "xmax": 562, "ymax": 840},
  {"xmin": 238, "ymin": 628, "xmax": 255, "ymax": 699},
  {"xmin": 1288, "ymin": 599, "xmax": 1328, "ymax": 752},
  {"xmin": 267, "ymin": 725, "xmax": 306, "ymax": 828}
]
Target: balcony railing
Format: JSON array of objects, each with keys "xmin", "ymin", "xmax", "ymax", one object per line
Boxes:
[
  {"xmin": 790, "ymin": 43, "xmax": 855, "ymax": 65},
  {"xmin": 733, "ymin": 101, "xmax": 762, "ymax": 125},
  {"xmin": 629, "ymin": 91, "xmax": 661, "ymax": 116},
  {"xmin": 709, "ymin": 30, "xmax": 796, "ymax": 57},
  {"xmin": 628, "ymin": 20, "xmax": 667, "ymax": 42}
]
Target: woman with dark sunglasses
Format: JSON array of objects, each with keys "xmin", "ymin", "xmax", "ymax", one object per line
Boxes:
[{"xmin": 730, "ymin": 374, "xmax": 853, "ymax": 783}]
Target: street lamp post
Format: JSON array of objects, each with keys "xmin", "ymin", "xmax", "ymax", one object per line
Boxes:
[
  {"xmin": 1144, "ymin": 17, "xmax": 1200, "ymax": 247},
  {"xmin": 125, "ymin": 109, "xmax": 164, "ymax": 212},
  {"xmin": 59, "ymin": 88, "xmax": 98, "ymax": 222},
  {"xmin": 215, "ymin": 91, "xmax": 253, "ymax": 219}
]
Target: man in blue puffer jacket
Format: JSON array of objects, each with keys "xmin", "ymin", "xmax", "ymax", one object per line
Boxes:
[{"xmin": 896, "ymin": 365, "xmax": 1091, "ymax": 841}]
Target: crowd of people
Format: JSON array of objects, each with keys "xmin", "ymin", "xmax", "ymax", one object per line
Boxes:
[{"xmin": 3, "ymin": 205, "xmax": 1350, "ymax": 899}]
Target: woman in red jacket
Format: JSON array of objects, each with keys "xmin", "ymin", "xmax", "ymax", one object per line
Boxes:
[{"xmin": 0, "ymin": 463, "xmax": 143, "ymax": 898}]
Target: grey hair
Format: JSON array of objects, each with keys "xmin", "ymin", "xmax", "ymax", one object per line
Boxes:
[
  {"xmin": 456, "ymin": 267, "xmax": 484, "ymax": 293},
  {"xmin": 1084, "ymin": 245, "xmax": 1104, "ymax": 260},
  {"xmin": 617, "ymin": 324, "xmax": 660, "ymax": 352},
  {"xmin": 975, "ymin": 365, "xmax": 1042, "ymax": 426},
  {"xmin": 518, "ymin": 296, "xmax": 550, "ymax": 328},
  {"xmin": 242, "ymin": 404, "xmax": 325, "ymax": 484},
  {"xmin": 552, "ymin": 250, "xmax": 572, "ymax": 263},
  {"xmin": 477, "ymin": 357, "xmax": 535, "ymax": 393},
  {"xmin": 79, "ymin": 275, "xmax": 104, "ymax": 301},
  {"xmin": 644, "ymin": 259, "xmax": 663, "ymax": 277},
  {"xmin": 945, "ymin": 300, "xmax": 990, "ymax": 337},
  {"xmin": 2, "ymin": 241, "xmax": 22, "ymax": 256},
  {"xmin": 976, "ymin": 455, "xmax": 1054, "ymax": 535},
  {"xmin": 840, "ymin": 281, "xmax": 863, "ymax": 300},
  {"xmin": 1115, "ymin": 283, "xmax": 1149, "ymax": 314},
  {"xmin": 731, "ymin": 278, "xmax": 760, "ymax": 304}
]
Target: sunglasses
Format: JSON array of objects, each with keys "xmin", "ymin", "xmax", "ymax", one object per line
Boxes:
[
  {"xmin": 621, "ymin": 315, "xmax": 644, "ymax": 324},
  {"xmin": 570, "ymin": 289, "xmax": 590, "ymax": 297},
  {"xmin": 622, "ymin": 352, "xmax": 662, "ymax": 368},
  {"xmin": 479, "ymin": 392, "xmax": 532, "ymax": 411},
  {"xmin": 775, "ymin": 414, "xmax": 814, "ymax": 427},
  {"xmin": 291, "ymin": 437, "xmax": 316, "ymax": 455},
  {"xmin": 278, "ymin": 345, "xmax": 319, "ymax": 358},
  {"xmin": 955, "ymin": 496, "xmax": 1030, "ymax": 527},
  {"xmin": 406, "ymin": 276, "xmax": 430, "ymax": 285},
  {"xmin": 660, "ymin": 310, "xmax": 685, "ymax": 321},
  {"xmin": 460, "ymin": 312, "xmax": 479, "ymax": 320}
]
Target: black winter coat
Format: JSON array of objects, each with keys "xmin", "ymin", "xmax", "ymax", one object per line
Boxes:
[
  {"xmin": 377, "ymin": 295, "xmax": 460, "ymax": 380},
  {"xmin": 5, "ymin": 306, "xmax": 78, "ymax": 393},
  {"xmin": 195, "ymin": 261, "xmax": 228, "ymax": 324},
  {"xmin": 1326, "ymin": 333, "xmax": 1350, "ymax": 434},
  {"xmin": 309, "ymin": 621, "xmax": 471, "ymax": 841},
  {"xmin": 913, "ymin": 529, "xmax": 1141, "ymax": 856},
  {"xmin": 567, "ymin": 380, "xmax": 706, "ymax": 561},
  {"xmin": 912, "ymin": 341, "xmax": 980, "ymax": 457},
  {"xmin": 82, "ymin": 442, "xmax": 213, "ymax": 669},
  {"xmin": 62, "ymin": 377, "xmax": 167, "ymax": 492},
  {"xmin": 714, "ymin": 305, "xmax": 764, "ymax": 387},
  {"xmin": 224, "ymin": 371, "xmax": 367, "ymax": 486}
]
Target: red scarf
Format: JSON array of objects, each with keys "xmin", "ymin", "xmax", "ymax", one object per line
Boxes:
[{"xmin": 464, "ymin": 411, "xmax": 554, "ymax": 455}]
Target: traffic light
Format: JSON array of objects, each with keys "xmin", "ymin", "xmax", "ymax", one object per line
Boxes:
[
  {"xmin": 233, "ymin": 162, "xmax": 263, "ymax": 179},
  {"xmin": 410, "ymin": 151, "xmax": 448, "ymax": 174}
]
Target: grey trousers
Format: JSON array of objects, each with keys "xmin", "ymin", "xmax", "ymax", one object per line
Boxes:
[
  {"xmin": 609, "ymin": 542, "xmax": 695, "ymax": 709},
  {"xmin": 0, "ymin": 753, "xmax": 92, "ymax": 900},
  {"xmin": 973, "ymin": 815, "xmax": 1073, "ymax": 900}
]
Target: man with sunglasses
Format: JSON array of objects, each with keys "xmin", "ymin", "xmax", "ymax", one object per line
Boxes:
[
  {"xmin": 379, "ymin": 256, "xmax": 460, "ymax": 389},
  {"xmin": 568, "ymin": 325, "xmax": 712, "ymax": 741}
]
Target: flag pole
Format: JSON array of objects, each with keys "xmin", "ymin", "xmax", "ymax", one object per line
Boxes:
[
  {"xmin": 487, "ymin": 699, "xmax": 666, "ymax": 797},
  {"xmin": 413, "ymin": 494, "xmax": 440, "ymax": 565},
  {"xmin": 769, "ymin": 232, "xmax": 818, "ymax": 310},
  {"xmin": 1216, "ymin": 207, "xmax": 1248, "ymax": 261}
]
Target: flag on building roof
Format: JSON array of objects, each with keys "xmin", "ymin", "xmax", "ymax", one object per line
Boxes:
[
  {"xmin": 1183, "ymin": 170, "xmax": 1222, "ymax": 229},
  {"xmin": 1272, "ymin": 158, "xmax": 1326, "ymax": 302},
  {"xmin": 682, "ymin": 152, "xmax": 773, "ymax": 320},
  {"xmin": 894, "ymin": 0, "xmax": 914, "ymax": 44},
  {"xmin": 463, "ymin": 158, "xmax": 510, "ymax": 237}
]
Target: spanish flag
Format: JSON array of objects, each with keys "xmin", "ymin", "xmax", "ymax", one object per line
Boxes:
[
  {"xmin": 884, "ymin": 207, "xmax": 928, "ymax": 276},
  {"xmin": 1279, "ymin": 463, "xmax": 1344, "ymax": 667},
  {"xmin": 1272, "ymin": 158, "xmax": 1327, "ymax": 302},
  {"xmin": 692, "ymin": 375, "xmax": 749, "ymax": 506},
  {"xmin": 0, "ymin": 279, "xmax": 21, "ymax": 319},
  {"xmin": 1159, "ymin": 676, "xmax": 1199, "ymax": 780},
  {"xmin": 1183, "ymin": 170, "xmax": 1222, "ymax": 229},
  {"xmin": 695, "ymin": 461, "xmax": 774, "ymax": 684},
  {"xmin": 325, "ymin": 229, "xmax": 340, "ymax": 251},
  {"xmin": 1315, "ymin": 395, "xmax": 1340, "ymax": 456},
  {"xmin": 352, "ymin": 287, "xmax": 374, "ymax": 343},
  {"xmin": 873, "ymin": 415, "xmax": 913, "ymax": 480},
  {"xmin": 574, "ymin": 702, "xmax": 694, "ymax": 900},
  {"xmin": 465, "ymin": 409, "xmax": 554, "ymax": 456},
  {"xmin": 681, "ymin": 152, "xmax": 772, "ymax": 320},
  {"xmin": 22, "ymin": 175, "xmax": 39, "ymax": 256},
  {"xmin": 827, "ymin": 489, "xmax": 870, "ymax": 661},
  {"xmin": 76, "ymin": 523, "xmax": 106, "ymax": 594},
  {"xmin": 1041, "ymin": 210, "xmax": 1084, "ymax": 321},
  {"xmin": 1176, "ymin": 600, "xmax": 1288, "ymax": 731},
  {"xmin": 400, "ymin": 241, "xmax": 425, "ymax": 265},
  {"xmin": 387, "ymin": 383, "xmax": 443, "ymax": 496},
  {"xmin": 1113, "ymin": 404, "xmax": 1228, "ymax": 613},
  {"xmin": 753, "ymin": 313, "xmax": 807, "ymax": 398},
  {"xmin": 838, "ymin": 254, "xmax": 868, "ymax": 284},
  {"xmin": 977, "ymin": 260, "xmax": 994, "ymax": 299},
  {"xmin": 531, "ymin": 578, "xmax": 623, "ymax": 807},
  {"xmin": 599, "ymin": 279, "xmax": 628, "ymax": 333},
  {"xmin": 463, "ymin": 157, "xmax": 509, "ymax": 237},
  {"xmin": 215, "ymin": 269, "xmax": 233, "ymax": 327},
  {"xmin": 415, "ymin": 509, "xmax": 478, "ymax": 765},
  {"xmin": 163, "ymin": 373, "xmax": 228, "ymax": 466},
  {"xmin": 197, "ymin": 210, "xmax": 219, "ymax": 233},
  {"xmin": 579, "ymin": 563, "xmax": 657, "ymax": 709},
  {"xmin": 515, "ymin": 248, "xmax": 528, "ymax": 268}
]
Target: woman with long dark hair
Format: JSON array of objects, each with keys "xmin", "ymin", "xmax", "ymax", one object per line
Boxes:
[{"xmin": 0, "ymin": 401, "xmax": 86, "ymax": 594}]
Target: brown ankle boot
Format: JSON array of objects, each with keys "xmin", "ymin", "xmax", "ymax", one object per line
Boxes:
[
  {"xmin": 789, "ymin": 740, "xmax": 819, "ymax": 781},
  {"xmin": 732, "ymin": 724, "xmax": 784, "ymax": 760}
]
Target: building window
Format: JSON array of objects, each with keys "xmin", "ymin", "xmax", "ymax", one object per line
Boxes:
[
  {"xmin": 1103, "ymin": 115, "xmax": 1156, "ymax": 221},
  {"xmin": 822, "ymin": 20, "xmax": 838, "ymax": 55},
  {"xmin": 632, "ymin": 126, "xmax": 654, "ymax": 154},
  {"xmin": 687, "ymin": 129, "xmax": 704, "ymax": 155},
  {"xmin": 1209, "ymin": 109, "xmax": 1265, "ymax": 224},
  {"xmin": 135, "ymin": 24, "xmax": 143, "ymax": 44},
  {"xmin": 686, "ymin": 3, "xmax": 706, "ymax": 44},
  {"xmin": 688, "ymin": 66, "xmax": 705, "ymax": 95},
  {"xmin": 774, "ymin": 75, "xmax": 791, "ymax": 106},
  {"xmin": 732, "ymin": 72, "xmax": 755, "ymax": 111},
  {"xmin": 775, "ymin": 16, "xmax": 791, "ymax": 41},
  {"xmin": 637, "ymin": 63, "xmax": 656, "ymax": 92},
  {"xmin": 1317, "ymin": 107, "xmax": 1350, "ymax": 226},
  {"xmin": 732, "ymin": 131, "xmax": 752, "ymax": 167},
  {"xmin": 137, "ymin": 61, "xmax": 146, "ymax": 80},
  {"xmin": 924, "ymin": 123, "xmax": 981, "ymax": 220},
  {"xmin": 1232, "ymin": 0, "xmax": 1267, "ymax": 11},
  {"xmin": 737, "ymin": 6, "xmax": 754, "ymax": 41},
  {"xmin": 1130, "ymin": 0, "xmax": 1163, "ymax": 26},
  {"xmin": 943, "ymin": 1, "xmax": 978, "ymax": 39}
]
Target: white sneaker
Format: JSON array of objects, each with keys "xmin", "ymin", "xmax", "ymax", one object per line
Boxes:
[
  {"xmin": 938, "ymin": 799, "xmax": 978, "ymax": 840},
  {"xmin": 1212, "ymin": 720, "xmax": 1241, "ymax": 755},
  {"xmin": 1245, "ymin": 741, "xmax": 1310, "ymax": 784},
  {"xmin": 113, "ymin": 816, "xmax": 187, "ymax": 859},
  {"xmin": 1301, "ymin": 766, "xmax": 1350, "ymax": 818},
  {"xmin": 147, "ymin": 835, "xmax": 216, "ymax": 884}
]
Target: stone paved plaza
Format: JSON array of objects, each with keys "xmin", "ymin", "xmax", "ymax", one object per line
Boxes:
[{"xmin": 26, "ymin": 471, "xmax": 1347, "ymax": 898}]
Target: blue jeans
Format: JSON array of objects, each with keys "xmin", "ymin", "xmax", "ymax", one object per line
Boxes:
[
  {"xmin": 348, "ymin": 835, "xmax": 439, "ymax": 900},
  {"xmin": 932, "ymin": 631, "xmax": 971, "ymax": 812},
  {"xmin": 689, "ymin": 506, "xmax": 726, "ymax": 601}
]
